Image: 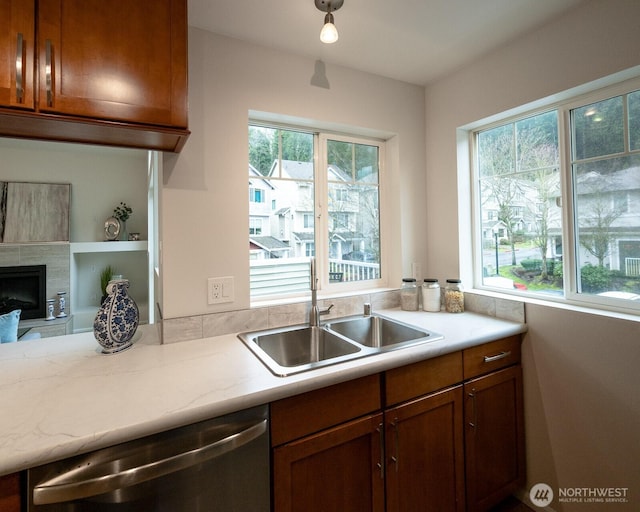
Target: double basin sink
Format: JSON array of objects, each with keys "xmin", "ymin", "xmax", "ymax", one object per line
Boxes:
[{"xmin": 238, "ymin": 314, "xmax": 443, "ymax": 376}]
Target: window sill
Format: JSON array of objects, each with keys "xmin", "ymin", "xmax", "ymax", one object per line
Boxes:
[{"xmin": 471, "ymin": 288, "xmax": 640, "ymax": 324}]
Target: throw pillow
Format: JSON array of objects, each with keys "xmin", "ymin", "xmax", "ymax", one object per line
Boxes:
[{"xmin": 0, "ymin": 309, "xmax": 21, "ymax": 343}]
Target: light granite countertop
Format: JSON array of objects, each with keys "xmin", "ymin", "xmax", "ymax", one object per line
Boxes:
[{"xmin": 0, "ymin": 308, "xmax": 526, "ymax": 476}]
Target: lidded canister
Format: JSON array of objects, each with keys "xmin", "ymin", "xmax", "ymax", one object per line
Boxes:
[
  {"xmin": 444, "ymin": 279, "xmax": 464, "ymax": 313},
  {"xmin": 422, "ymin": 278, "xmax": 440, "ymax": 312},
  {"xmin": 400, "ymin": 278, "xmax": 419, "ymax": 311}
]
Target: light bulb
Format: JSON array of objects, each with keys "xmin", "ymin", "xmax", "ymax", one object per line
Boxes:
[{"xmin": 320, "ymin": 13, "xmax": 338, "ymax": 44}]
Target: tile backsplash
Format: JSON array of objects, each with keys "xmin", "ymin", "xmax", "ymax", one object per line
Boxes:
[{"xmin": 161, "ymin": 288, "xmax": 525, "ymax": 344}]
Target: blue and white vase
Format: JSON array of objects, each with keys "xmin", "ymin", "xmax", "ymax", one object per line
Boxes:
[{"xmin": 93, "ymin": 278, "xmax": 139, "ymax": 354}]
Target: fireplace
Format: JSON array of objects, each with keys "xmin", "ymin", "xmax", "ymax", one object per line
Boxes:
[{"xmin": 0, "ymin": 265, "xmax": 46, "ymax": 320}]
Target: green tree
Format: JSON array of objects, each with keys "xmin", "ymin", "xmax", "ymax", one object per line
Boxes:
[{"xmin": 249, "ymin": 126, "xmax": 276, "ymax": 175}]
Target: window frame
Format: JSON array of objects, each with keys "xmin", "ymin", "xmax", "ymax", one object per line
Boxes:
[
  {"xmin": 248, "ymin": 121, "xmax": 387, "ymax": 301},
  {"xmin": 469, "ymin": 73, "xmax": 640, "ymax": 315}
]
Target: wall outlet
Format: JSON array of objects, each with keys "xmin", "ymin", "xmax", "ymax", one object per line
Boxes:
[{"xmin": 207, "ymin": 276, "xmax": 234, "ymax": 304}]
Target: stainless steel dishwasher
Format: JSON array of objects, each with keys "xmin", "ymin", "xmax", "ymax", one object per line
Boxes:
[{"xmin": 27, "ymin": 405, "xmax": 270, "ymax": 512}]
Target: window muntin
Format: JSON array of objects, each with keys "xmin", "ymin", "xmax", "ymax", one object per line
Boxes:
[
  {"xmin": 248, "ymin": 124, "xmax": 383, "ymax": 299},
  {"xmin": 473, "ymin": 82, "xmax": 640, "ymax": 311}
]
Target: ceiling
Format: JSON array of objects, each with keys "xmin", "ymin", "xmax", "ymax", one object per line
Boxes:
[{"xmin": 187, "ymin": 0, "xmax": 585, "ymax": 86}]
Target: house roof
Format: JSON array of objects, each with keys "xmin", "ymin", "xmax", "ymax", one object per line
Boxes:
[
  {"xmin": 576, "ymin": 166, "xmax": 640, "ymax": 194},
  {"xmin": 250, "ymin": 236, "xmax": 291, "ymax": 252},
  {"xmin": 270, "ymin": 160, "xmax": 351, "ymax": 183}
]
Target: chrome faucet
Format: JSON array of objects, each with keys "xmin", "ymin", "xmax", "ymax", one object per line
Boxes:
[{"xmin": 309, "ymin": 257, "xmax": 333, "ymax": 327}]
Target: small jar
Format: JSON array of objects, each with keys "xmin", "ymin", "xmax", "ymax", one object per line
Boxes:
[
  {"xmin": 444, "ymin": 279, "xmax": 464, "ymax": 313},
  {"xmin": 400, "ymin": 278, "xmax": 419, "ymax": 311},
  {"xmin": 422, "ymin": 278, "xmax": 440, "ymax": 312}
]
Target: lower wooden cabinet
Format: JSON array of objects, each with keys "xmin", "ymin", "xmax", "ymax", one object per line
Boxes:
[
  {"xmin": 273, "ymin": 413, "xmax": 385, "ymax": 512},
  {"xmin": 0, "ymin": 472, "xmax": 21, "ymax": 512},
  {"xmin": 385, "ymin": 385, "xmax": 465, "ymax": 512},
  {"xmin": 271, "ymin": 335, "xmax": 525, "ymax": 512},
  {"xmin": 464, "ymin": 365, "xmax": 525, "ymax": 512}
]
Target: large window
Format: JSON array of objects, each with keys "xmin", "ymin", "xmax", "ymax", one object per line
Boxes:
[
  {"xmin": 248, "ymin": 124, "xmax": 383, "ymax": 299},
  {"xmin": 473, "ymin": 80, "xmax": 640, "ymax": 312}
]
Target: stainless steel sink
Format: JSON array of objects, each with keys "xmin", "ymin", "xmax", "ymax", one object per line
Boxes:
[
  {"xmin": 325, "ymin": 314, "xmax": 442, "ymax": 350},
  {"xmin": 238, "ymin": 325, "xmax": 363, "ymax": 376},
  {"xmin": 239, "ymin": 313, "xmax": 443, "ymax": 377}
]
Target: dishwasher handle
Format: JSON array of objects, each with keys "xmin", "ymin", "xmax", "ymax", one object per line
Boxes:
[{"xmin": 33, "ymin": 418, "xmax": 267, "ymax": 505}]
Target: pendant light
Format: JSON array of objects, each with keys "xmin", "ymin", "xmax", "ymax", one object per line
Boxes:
[{"xmin": 315, "ymin": 0, "xmax": 344, "ymax": 44}]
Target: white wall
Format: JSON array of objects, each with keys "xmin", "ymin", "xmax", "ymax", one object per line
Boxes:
[
  {"xmin": 425, "ymin": 0, "xmax": 640, "ymax": 509},
  {"xmin": 0, "ymin": 138, "xmax": 148, "ymax": 241},
  {"xmin": 162, "ymin": 28, "xmax": 426, "ymax": 318}
]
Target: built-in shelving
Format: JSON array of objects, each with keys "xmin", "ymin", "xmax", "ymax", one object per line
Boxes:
[
  {"xmin": 70, "ymin": 241, "xmax": 151, "ymax": 333},
  {"xmin": 70, "ymin": 241, "xmax": 148, "ymax": 254}
]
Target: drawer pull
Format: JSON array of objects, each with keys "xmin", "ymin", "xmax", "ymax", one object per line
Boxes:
[
  {"xmin": 16, "ymin": 33, "xmax": 24, "ymax": 103},
  {"xmin": 483, "ymin": 350, "xmax": 511, "ymax": 363}
]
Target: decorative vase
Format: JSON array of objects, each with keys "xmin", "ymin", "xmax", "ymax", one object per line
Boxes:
[
  {"xmin": 119, "ymin": 220, "xmax": 128, "ymax": 241},
  {"xmin": 46, "ymin": 299, "xmax": 56, "ymax": 321},
  {"xmin": 93, "ymin": 278, "xmax": 139, "ymax": 354},
  {"xmin": 56, "ymin": 291, "xmax": 67, "ymax": 318}
]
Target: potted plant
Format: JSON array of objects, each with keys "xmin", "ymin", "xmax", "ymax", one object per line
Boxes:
[
  {"xmin": 100, "ymin": 265, "xmax": 114, "ymax": 303},
  {"xmin": 113, "ymin": 202, "xmax": 133, "ymax": 240}
]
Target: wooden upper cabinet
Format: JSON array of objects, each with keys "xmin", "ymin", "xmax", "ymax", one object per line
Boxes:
[
  {"xmin": 0, "ymin": 0, "xmax": 35, "ymax": 109},
  {"xmin": 0, "ymin": 0, "xmax": 189, "ymax": 151},
  {"xmin": 37, "ymin": 0, "xmax": 187, "ymax": 128}
]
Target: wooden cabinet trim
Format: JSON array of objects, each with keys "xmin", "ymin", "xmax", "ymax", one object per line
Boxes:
[{"xmin": 271, "ymin": 373, "xmax": 381, "ymax": 447}]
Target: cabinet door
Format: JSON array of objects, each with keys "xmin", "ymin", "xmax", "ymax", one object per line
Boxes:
[
  {"xmin": 464, "ymin": 365, "xmax": 525, "ymax": 512},
  {"xmin": 0, "ymin": 472, "xmax": 21, "ymax": 512},
  {"xmin": 37, "ymin": 0, "xmax": 187, "ymax": 127},
  {"xmin": 0, "ymin": 0, "xmax": 35, "ymax": 109},
  {"xmin": 273, "ymin": 413, "xmax": 385, "ymax": 512},
  {"xmin": 385, "ymin": 385, "xmax": 465, "ymax": 512}
]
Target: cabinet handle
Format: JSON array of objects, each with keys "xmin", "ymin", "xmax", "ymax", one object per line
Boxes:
[
  {"xmin": 45, "ymin": 39, "xmax": 53, "ymax": 107},
  {"xmin": 390, "ymin": 418, "xmax": 399, "ymax": 472},
  {"xmin": 16, "ymin": 33, "xmax": 24, "ymax": 103},
  {"xmin": 468, "ymin": 389, "xmax": 477, "ymax": 428},
  {"xmin": 483, "ymin": 350, "xmax": 511, "ymax": 363},
  {"xmin": 376, "ymin": 422, "xmax": 384, "ymax": 479}
]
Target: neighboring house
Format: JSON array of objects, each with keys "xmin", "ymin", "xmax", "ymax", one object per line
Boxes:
[
  {"xmin": 249, "ymin": 235, "xmax": 291, "ymax": 260},
  {"xmin": 249, "ymin": 164, "xmax": 276, "ymax": 240},
  {"xmin": 560, "ymin": 166, "xmax": 640, "ymax": 274},
  {"xmin": 257, "ymin": 159, "xmax": 372, "ymax": 260}
]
